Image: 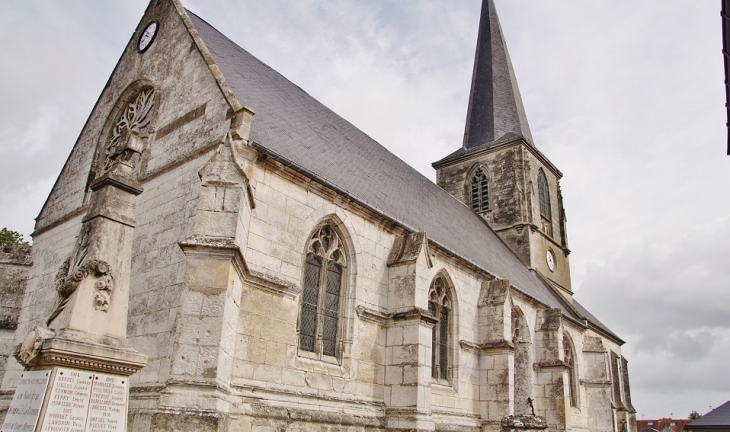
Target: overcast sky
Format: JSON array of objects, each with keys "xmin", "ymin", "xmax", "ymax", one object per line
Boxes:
[{"xmin": 1, "ymin": 0, "xmax": 728, "ymax": 420}]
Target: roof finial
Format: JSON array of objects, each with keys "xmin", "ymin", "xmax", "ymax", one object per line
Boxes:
[{"xmin": 462, "ymin": 0, "xmax": 533, "ymax": 149}]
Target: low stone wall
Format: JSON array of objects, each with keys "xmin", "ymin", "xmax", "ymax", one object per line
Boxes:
[{"xmin": 0, "ymin": 244, "xmax": 32, "ymax": 381}]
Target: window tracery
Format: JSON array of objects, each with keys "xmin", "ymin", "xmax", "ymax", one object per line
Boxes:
[
  {"xmin": 470, "ymin": 166, "xmax": 490, "ymax": 212},
  {"xmin": 299, "ymin": 225, "xmax": 347, "ymax": 359},
  {"xmin": 104, "ymin": 87, "xmax": 155, "ymax": 173},
  {"xmin": 429, "ymin": 276, "xmax": 451, "ymax": 381}
]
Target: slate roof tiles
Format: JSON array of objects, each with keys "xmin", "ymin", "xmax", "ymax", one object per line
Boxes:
[
  {"xmin": 185, "ymin": 10, "xmax": 619, "ymax": 341},
  {"xmin": 686, "ymin": 401, "xmax": 730, "ymax": 429}
]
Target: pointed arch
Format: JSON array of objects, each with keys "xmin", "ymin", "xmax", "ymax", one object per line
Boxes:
[
  {"xmin": 301, "ymin": 207, "xmax": 361, "ymax": 352},
  {"xmin": 84, "ymin": 79, "xmax": 159, "ymax": 203},
  {"xmin": 563, "ymin": 332, "xmax": 579, "ymax": 408},
  {"xmin": 537, "ymin": 168, "xmax": 551, "ymax": 220},
  {"xmin": 428, "ymin": 269, "xmax": 459, "ymax": 384},
  {"xmin": 297, "ymin": 216, "xmax": 353, "ymax": 361},
  {"xmin": 467, "ymin": 164, "xmax": 491, "ymax": 213}
]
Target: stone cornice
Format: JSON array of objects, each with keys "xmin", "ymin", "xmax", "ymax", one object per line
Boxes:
[
  {"xmin": 535, "ymin": 360, "xmax": 570, "ymax": 371},
  {"xmin": 391, "ymin": 307, "xmax": 438, "ymax": 326},
  {"xmin": 580, "ymin": 379, "xmax": 612, "ymax": 388},
  {"xmin": 179, "ymin": 236, "xmax": 299, "ymax": 298},
  {"xmin": 459, "ymin": 340, "xmax": 481, "ymax": 353},
  {"xmin": 355, "ymin": 305, "xmax": 390, "ymax": 325},
  {"xmin": 432, "ymin": 137, "xmax": 562, "ymax": 179},
  {"xmin": 459, "ymin": 339, "xmax": 514, "ymax": 354},
  {"xmin": 355, "ymin": 306, "xmax": 438, "ymax": 327},
  {"xmin": 230, "ymin": 378, "xmax": 385, "ymax": 411},
  {"xmin": 179, "ymin": 236, "xmax": 247, "ymax": 277},
  {"xmin": 245, "ymin": 270, "xmax": 300, "ymax": 299},
  {"xmin": 17, "ymin": 331, "xmax": 147, "ymax": 377},
  {"xmin": 89, "ymin": 171, "xmax": 144, "ymax": 196},
  {"xmin": 32, "ymin": 204, "xmax": 90, "ymax": 238}
]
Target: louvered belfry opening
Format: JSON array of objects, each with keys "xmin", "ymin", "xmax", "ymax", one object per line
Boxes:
[
  {"xmin": 537, "ymin": 169, "xmax": 551, "ymax": 220},
  {"xmin": 429, "ymin": 277, "xmax": 451, "ymax": 381},
  {"xmin": 470, "ymin": 166, "xmax": 490, "ymax": 212},
  {"xmin": 299, "ymin": 225, "xmax": 347, "ymax": 359}
]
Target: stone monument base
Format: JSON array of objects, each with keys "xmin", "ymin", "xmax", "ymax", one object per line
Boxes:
[
  {"xmin": 17, "ymin": 329, "xmax": 146, "ymax": 376},
  {"xmin": 0, "ymin": 328, "xmax": 145, "ymax": 432},
  {"xmin": 2, "ymin": 366, "xmax": 130, "ymax": 432}
]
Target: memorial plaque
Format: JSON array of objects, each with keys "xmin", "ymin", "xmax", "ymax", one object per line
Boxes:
[
  {"xmin": 85, "ymin": 372, "xmax": 128, "ymax": 431},
  {"xmin": 41, "ymin": 368, "xmax": 93, "ymax": 432},
  {"xmin": 1, "ymin": 370, "xmax": 51, "ymax": 432}
]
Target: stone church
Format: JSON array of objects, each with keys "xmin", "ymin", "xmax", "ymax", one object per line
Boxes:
[{"xmin": 0, "ymin": 0, "xmax": 636, "ymax": 430}]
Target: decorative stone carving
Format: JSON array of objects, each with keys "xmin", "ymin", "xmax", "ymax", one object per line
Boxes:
[
  {"xmin": 501, "ymin": 414, "xmax": 548, "ymax": 432},
  {"xmin": 17, "ymin": 326, "xmax": 55, "ymax": 365},
  {"xmin": 307, "ymin": 225, "xmax": 346, "ymax": 267},
  {"xmin": 103, "ymin": 88, "xmax": 155, "ymax": 172},
  {"xmin": 48, "ymin": 255, "xmax": 114, "ymax": 325}
]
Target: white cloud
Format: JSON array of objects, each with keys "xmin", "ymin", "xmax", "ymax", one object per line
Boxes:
[{"xmin": 0, "ymin": 0, "xmax": 727, "ymax": 420}]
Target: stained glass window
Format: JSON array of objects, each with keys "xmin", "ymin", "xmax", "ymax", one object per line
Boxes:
[
  {"xmin": 429, "ymin": 277, "xmax": 451, "ymax": 381},
  {"xmin": 299, "ymin": 225, "xmax": 347, "ymax": 359}
]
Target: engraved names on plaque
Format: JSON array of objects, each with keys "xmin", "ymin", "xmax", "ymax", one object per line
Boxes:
[
  {"xmin": 1, "ymin": 367, "xmax": 129, "ymax": 432},
  {"xmin": 41, "ymin": 369, "xmax": 93, "ymax": 432},
  {"xmin": 1, "ymin": 370, "xmax": 51, "ymax": 432},
  {"xmin": 85, "ymin": 373, "xmax": 128, "ymax": 431}
]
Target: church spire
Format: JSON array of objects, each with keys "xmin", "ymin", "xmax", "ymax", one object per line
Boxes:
[{"xmin": 463, "ymin": 0, "xmax": 533, "ymax": 149}]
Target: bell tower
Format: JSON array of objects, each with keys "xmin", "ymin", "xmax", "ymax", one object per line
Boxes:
[{"xmin": 433, "ymin": 0, "xmax": 572, "ymax": 296}]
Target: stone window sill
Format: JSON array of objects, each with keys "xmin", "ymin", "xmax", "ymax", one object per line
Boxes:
[
  {"xmin": 431, "ymin": 379, "xmax": 455, "ymax": 393},
  {"xmin": 294, "ymin": 353, "xmax": 352, "ymax": 379}
]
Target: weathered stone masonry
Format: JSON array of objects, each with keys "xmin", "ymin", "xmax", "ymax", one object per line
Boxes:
[
  {"xmin": 0, "ymin": 0, "xmax": 635, "ymax": 431},
  {"xmin": 0, "ymin": 245, "xmax": 31, "ymax": 382}
]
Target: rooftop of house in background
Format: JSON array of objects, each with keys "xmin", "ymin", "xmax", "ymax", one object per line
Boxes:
[
  {"xmin": 638, "ymin": 419, "xmax": 693, "ymax": 432},
  {"xmin": 685, "ymin": 401, "xmax": 730, "ymax": 431}
]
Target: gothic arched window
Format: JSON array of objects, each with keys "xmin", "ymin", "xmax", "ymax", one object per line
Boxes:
[
  {"xmin": 564, "ymin": 334, "xmax": 578, "ymax": 407},
  {"xmin": 429, "ymin": 277, "xmax": 451, "ymax": 381},
  {"xmin": 299, "ymin": 225, "xmax": 347, "ymax": 359},
  {"xmin": 538, "ymin": 168, "xmax": 551, "ymax": 220},
  {"xmin": 470, "ymin": 166, "xmax": 490, "ymax": 212}
]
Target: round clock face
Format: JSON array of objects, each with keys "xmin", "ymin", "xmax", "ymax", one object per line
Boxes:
[
  {"xmin": 138, "ymin": 21, "xmax": 159, "ymax": 53},
  {"xmin": 546, "ymin": 250, "xmax": 556, "ymax": 272}
]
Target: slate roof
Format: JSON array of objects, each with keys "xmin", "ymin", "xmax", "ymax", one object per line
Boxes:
[
  {"xmin": 686, "ymin": 401, "xmax": 730, "ymax": 429},
  {"xmin": 462, "ymin": 0, "xmax": 533, "ymax": 149},
  {"xmin": 185, "ymin": 10, "xmax": 620, "ymax": 341},
  {"xmin": 638, "ymin": 419, "xmax": 693, "ymax": 432}
]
